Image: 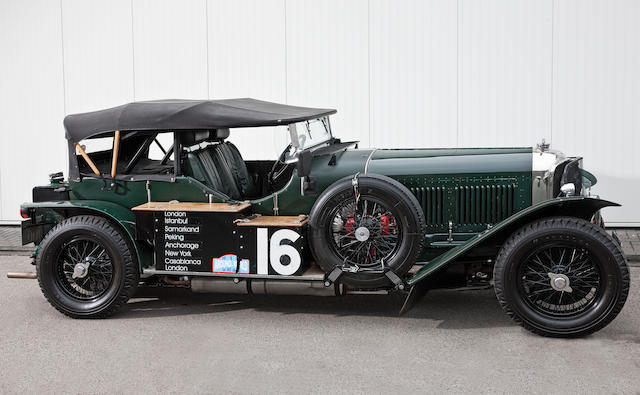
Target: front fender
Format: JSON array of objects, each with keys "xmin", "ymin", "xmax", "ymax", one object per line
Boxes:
[
  {"xmin": 407, "ymin": 196, "xmax": 619, "ymax": 286},
  {"xmin": 22, "ymin": 200, "xmax": 149, "ymax": 270}
]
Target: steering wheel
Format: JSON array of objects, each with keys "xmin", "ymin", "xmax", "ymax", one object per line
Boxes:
[{"xmin": 268, "ymin": 144, "xmax": 293, "ymax": 188}]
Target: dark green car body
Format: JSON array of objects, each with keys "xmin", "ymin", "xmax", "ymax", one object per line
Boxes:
[
  {"xmin": 22, "ymin": 141, "xmax": 615, "ymax": 286},
  {"xmin": 17, "ymin": 99, "xmax": 629, "ymax": 337}
]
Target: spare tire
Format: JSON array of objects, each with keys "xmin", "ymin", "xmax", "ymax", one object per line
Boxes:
[{"xmin": 308, "ymin": 173, "xmax": 426, "ymax": 288}]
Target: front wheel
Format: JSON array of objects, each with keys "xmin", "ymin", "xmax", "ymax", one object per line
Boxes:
[
  {"xmin": 494, "ymin": 217, "xmax": 629, "ymax": 337},
  {"xmin": 36, "ymin": 215, "xmax": 139, "ymax": 318}
]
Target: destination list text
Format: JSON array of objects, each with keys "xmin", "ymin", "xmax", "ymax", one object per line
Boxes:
[{"xmin": 163, "ymin": 211, "xmax": 202, "ymax": 271}]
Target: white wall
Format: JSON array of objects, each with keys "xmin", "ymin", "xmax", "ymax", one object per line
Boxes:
[{"xmin": 1, "ymin": 0, "xmax": 639, "ymax": 225}]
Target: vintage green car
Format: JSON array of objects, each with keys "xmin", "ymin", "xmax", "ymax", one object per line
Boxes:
[{"xmin": 17, "ymin": 99, "xmax": 629, "ymax": 337}]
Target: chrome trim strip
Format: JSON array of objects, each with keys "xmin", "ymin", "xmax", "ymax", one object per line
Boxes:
[{"xmin": 364, "ymin": 149, "xmax": 378, "ymax": 173}]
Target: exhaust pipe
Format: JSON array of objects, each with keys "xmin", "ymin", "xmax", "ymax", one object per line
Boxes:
[
  {"xmin": 191, "ymin": 278, "xmax": 248, "ymax": 294},
  {"xmin": 251, "ymin": 280, "xmax": 342, "ymax": 296},
  {"xmin": 7, "ymin": 272, "xmax": 37, "ymax": 279},
  {"xmin": 190, "ymin": 278, "xmax": 342, "ymax": 296}
]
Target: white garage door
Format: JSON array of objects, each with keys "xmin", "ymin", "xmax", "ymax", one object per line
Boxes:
[{"xmin": 1, "ymin": 0, "xmax": 638, "ymax": 226}]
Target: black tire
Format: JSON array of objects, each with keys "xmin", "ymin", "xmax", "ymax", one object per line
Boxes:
[
  {"xmin": 36, "ymin": 215, "xmax": 139, "ymax": 318},
  {"xmin": 494, "ymin": 217, "xmax": 629, "ymax": 337},
  {"xmin": 308, "ymin": 173, "xmax": 426, "ymax": 288}
]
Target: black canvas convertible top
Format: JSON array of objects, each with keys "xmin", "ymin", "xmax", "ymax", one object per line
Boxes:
[{"xmin": 63, "ymin": 98, "xmax": 337, "ymax": 142}]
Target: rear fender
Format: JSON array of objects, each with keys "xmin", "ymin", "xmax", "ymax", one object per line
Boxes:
[
  {"xmin": 407, "ymin": 196, "xmax": 619, "ymax": 286},
  {"xmin": 21, "ymin": 200, "xmax": 149, "ymax": 270}
]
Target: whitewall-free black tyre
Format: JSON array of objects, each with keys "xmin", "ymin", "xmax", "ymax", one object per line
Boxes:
[
  {"xmin": 494, "ymin": 217, "xmax": 629, "ymax": 337},
  {"xmin": 36, "ymin": 215, "xmax": 139, "ymax": 318}
]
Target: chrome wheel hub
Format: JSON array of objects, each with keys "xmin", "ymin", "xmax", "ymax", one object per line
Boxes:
[
  {"xmin": 72, "ymin": 263, "xmax": 89, "ymax": 279},
  {"xmin": 548, "ymin": 272, "xmax": 572, "ymax": 293},
  {"xmin": 355, "ymin": 227, "xmax": 370, "ymax": 242}
]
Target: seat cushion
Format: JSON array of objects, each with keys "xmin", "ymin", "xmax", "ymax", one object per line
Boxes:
[
  {"xmin": 184, "ymin": 140, "xmax": 254, "ymax": 200},
  {"xmin": 209, "ymin": 144, "xmax": 242, "ymax": 200},
  {"xmin": 220, "ymin": 142, "xmax": 257, "ymax": 197},
  {"xmin": 191, "ymin": 151, "xmax": 228, "ymax": 196}
]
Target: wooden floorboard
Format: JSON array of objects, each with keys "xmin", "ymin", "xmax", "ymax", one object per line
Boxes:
[{"xmin": 132, "ymin": 201, "xmax": 251, "ymax": 213}]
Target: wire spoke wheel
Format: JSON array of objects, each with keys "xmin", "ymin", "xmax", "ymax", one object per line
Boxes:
[
  {"xmin": 55, "ymin": 237, "xmax": 114, "ymax": 300},
  {"xmin": 328, "ymin": 196, "xmax": 402, "ymax": 269},
  {"xmin": 494, "ymin": 216, "xmax": 630, "ymax": 337},
  {"xmin": 37, "ymin": 215, "xmax": 139, "ymax": 318},
  {"xmin": 309, "ymin": 174, "xmax": 425, "ymax": 288},
  {"xmin": 517, "ymin": 243, "xmax": 602, "ymax": 317}
]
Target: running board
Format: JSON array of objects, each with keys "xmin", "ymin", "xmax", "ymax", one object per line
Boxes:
[{"xmin": 142, "ymin": 267, "xmax": 326, "ymax": 283}]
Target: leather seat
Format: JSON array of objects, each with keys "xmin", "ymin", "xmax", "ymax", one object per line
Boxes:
[
  {"xmin": 183, "ymin": 129, "xmax": 256, "ymax": 200},
  {"xmin": 208, "ymin": 143, "xmax": 242, "ymax": 199},
  {"xmin": 218, "ymin": 140, "xmax": 257, "ymax": 197}
]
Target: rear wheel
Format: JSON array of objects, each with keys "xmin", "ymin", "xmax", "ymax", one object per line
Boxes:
[
  {"xmin": 36, "ymin": 215, "xmax": 139, "ymax": 318},
  {"xmin": 494, "ymin": 217, "xmax": 629, "ymax": 337}
]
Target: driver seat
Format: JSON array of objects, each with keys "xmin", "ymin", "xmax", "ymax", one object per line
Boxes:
[
  {"xmin": 214, "ymin": 131, "xmax": 257, "ymax": 197},
  {"xmin": 183, "ymin": 129, "xmax": 257, "ymax": 199}
]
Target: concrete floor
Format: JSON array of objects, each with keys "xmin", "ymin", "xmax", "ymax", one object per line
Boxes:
[{"xmin": 1, "ymin": 255, "xmax": 639, "ymax": 394}]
